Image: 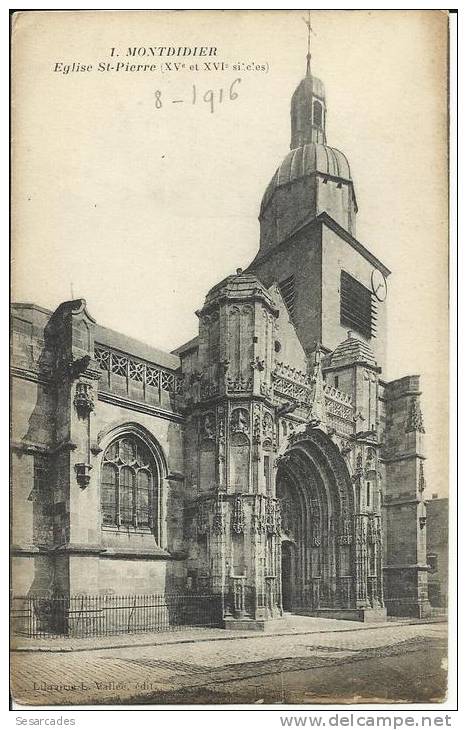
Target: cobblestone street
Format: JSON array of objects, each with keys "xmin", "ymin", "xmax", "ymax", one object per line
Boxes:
[{"xmin": 11, "ymin": 618, "xmax": 448, "ymax": 706}]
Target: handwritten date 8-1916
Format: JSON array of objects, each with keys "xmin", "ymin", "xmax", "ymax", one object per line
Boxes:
[{"xmin": 155, "ymin": 78, "xmax": 241, "ymax": 114}]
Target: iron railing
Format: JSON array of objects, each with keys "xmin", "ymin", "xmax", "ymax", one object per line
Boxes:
[{"xmin": 11, "ymin": 593, "xmax": 223, "ymax": 639}]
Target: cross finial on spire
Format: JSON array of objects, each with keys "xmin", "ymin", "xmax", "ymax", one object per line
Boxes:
[{"xmin": 303, "ymin": 11, "xmax": 315, "ymax": 76}]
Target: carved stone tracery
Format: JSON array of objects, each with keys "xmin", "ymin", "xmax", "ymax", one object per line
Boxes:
[
  {"xmin": 212, "ymin": 497, "xmax": 225, "ymax": 535},
  {"xmin": 217, "ymin": 405, "xmax": 226, "ymax": 469},
  {"xmin": 94, "ymin": 345, "xmax": 183, "ymax": 393},
  {"xmin": 265, "ymin": 497, "xmax": 277, "ymax": 535},
  {"xmin": 232, "ymin": 496, "xmax": 245, "ymax": 534},
  {"xmin": 197, "ymin": 501, "xmax": 209, "ymax": 535}
]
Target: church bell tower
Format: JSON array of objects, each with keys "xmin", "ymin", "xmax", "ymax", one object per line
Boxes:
[
  {"xmin": 178, "ymin": 29, "xmax": 428, "ymax": 625},
  {"xmin": 249, "ymin": 50, "xmax": 387, "ymax": 371}
]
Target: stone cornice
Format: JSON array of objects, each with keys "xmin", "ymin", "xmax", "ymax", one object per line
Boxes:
[
  {"xmin": 12, "ymin": 543, "xmax": 179, "ymax": 561},
  {"xmin": 98, "ymin": 547, "xmax": 173, "ymax": 560},
  {"xmin": 381, "ymin": 389, "xmax": 422, "ymax": 403},
  {"xmin": 383, "ymin": 564, "xmax": 430, "ymax": 572},
  {"xmin": 11, "ymin": 544, "xmax": 43, "ymax": 555},
  {"xmin": 97, "ymin": 390, "xmax": 185, "ymax": 423},
  {"xmin": 381, "ymin": 452, "xmax": 426, "ymax": 463},
  {"xmin": 323, "ymin": 361, "xmax": 382, "ymax": 375},
  {"xmin": 249, "ymin": 212, "xmax": 391, "ymax": 278},
  {"xmin": 50, "ymin": 440, "xmax": 78, "ymax": 455},
  {"xmin": 11, "ymin": 366, "xmax": 52, "ymax": 386},
  {"xmin": 11, "ymin": 441, "xmax": 50, "ymax": 455},
  {"xmin": 11, "ymin": 439, "xmax": 77, "ymax": 456},
  {"xmin": 52, "ymin": 543, "xmax": 104, "ymax": 555},
  {"xmin": 383, "ymin": 497, "xmax": 423, "ymax": 507}
]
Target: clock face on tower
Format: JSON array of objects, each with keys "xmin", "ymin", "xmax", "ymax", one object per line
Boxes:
[{"xmin": 371, "ymin": 269, "xmax": 387, "ymax": 302}]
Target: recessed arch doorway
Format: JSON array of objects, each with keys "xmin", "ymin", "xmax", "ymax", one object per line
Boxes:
[{"xmin": 276, "ymin": 429, "xmax": 361, "ymax": 612}]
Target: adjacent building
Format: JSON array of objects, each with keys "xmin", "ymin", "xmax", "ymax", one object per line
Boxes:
[{"xmin": 426, "ymin": 496, "xmax": 449, "ymax": 608}]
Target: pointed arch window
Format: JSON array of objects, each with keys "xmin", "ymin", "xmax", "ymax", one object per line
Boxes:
[{"xmin": 101, "ymin": 435, "xmax": 158, "ymax": 534}]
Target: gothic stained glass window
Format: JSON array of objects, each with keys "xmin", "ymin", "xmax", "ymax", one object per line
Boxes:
[
  {"xmin": 101, "ymin": 435, "xmax": 157, "ymax": 534},
  {"xmin": 101, "ymin": 463, "xmax": 118, "ymax": 526},
  {"xmin": 119, "ymin": 466, "xmax": 134, "ymax": 525},
  {"xmin": 136, "ymin": 470, "xmax": 152, "ymax": 528}
]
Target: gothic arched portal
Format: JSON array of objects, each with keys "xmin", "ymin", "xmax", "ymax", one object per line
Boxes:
[{"xmin": 276, "ymin": 429, "xmax": 382, "ymax": 612}]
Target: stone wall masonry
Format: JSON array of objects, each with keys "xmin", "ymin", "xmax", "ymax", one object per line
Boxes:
[
  {"xmin": 321, "ymin": 226, "xmax": 387, "ymax": 375},
  {"xmin": 11, "ymin": 300, "xmax": 187, "ymax": 599},
  {"xmin": 97, "ymin": 557, "xmax": 169, "ymax": 595},
  {"xmin": 251, "ymin": 224, "xmax": 323, "ymax": 357},
  {"xmin": 382, "ymin": 375, "xmax": 429, "ymax": 616},
  {"xmin": 259, "ymin": 176, "xmax": 318, "ymax": 252}
]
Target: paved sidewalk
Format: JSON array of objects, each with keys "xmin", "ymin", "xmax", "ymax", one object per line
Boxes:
[
  {"xmin": 11, "ymin": 614, "xmax": 445, "ymax": 653},
  {"xmin": 11, "ymin": 621, "xmax": 448, "ymax": 706}
]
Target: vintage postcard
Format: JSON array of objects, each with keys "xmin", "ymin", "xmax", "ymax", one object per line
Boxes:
[{"xmin": 10, "ymin": 9, "xmax": 450, "ymax": 707}]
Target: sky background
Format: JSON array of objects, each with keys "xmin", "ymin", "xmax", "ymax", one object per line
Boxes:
[{"xmin": 12, "ymin": 10, "xmax": 449, "ymax": 496}]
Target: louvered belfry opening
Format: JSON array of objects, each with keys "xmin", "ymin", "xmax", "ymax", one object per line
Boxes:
[
  {"xmin": 279, "ymin": 275, "xmax": 296, "ymax": 321},
  {"xmin": 340, "ymin": 270, "xmax": 376, "ymax": 340}
]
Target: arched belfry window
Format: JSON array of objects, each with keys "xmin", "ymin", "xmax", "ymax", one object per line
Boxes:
[
  {"xmin": 101, "ymin": 434, "xmax": 158, "ymax": 534},
  {"xmin": 313, "ymin": 100, "xmax": 323, "ymax": 127}
]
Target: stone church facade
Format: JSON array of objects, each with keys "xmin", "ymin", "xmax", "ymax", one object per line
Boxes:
[{"xmin": 11, "ymin": 64, "xmax": 431, "ymax": 627}]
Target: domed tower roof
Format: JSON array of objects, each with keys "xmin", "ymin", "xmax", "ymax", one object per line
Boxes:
[
  {"xmin": 330, "ymin": 331, "xmax": 377, "ymax": 368},
  {"xmin": 261, "ymin": 142, "xmax": 352, "ymax": 215},
  {"xmin": 257, "ymin": 60, "xmax": 357, "ymax": 238},
  {"xmin": 203, "ymin": 268, "xmax": 276, "ymax": 311}
]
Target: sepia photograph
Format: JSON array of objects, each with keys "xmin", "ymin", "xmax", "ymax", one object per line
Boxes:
[{"xmin": 10, "ymin": 9, "xmax": 451, "ymax": 708}]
